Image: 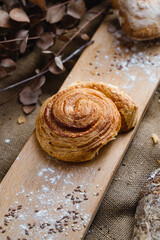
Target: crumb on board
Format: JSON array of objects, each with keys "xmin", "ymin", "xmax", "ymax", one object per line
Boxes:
[
  {"xmin": 157, "ymin": 160, "xmax": 160, "ymax": 165},
  {"xmin": 151, "ymin": 133, "xmax": 159, "ymax": 144},
  {"xmin": 18, "ymin": 116, "xmax": 26, "ymax": 124}
]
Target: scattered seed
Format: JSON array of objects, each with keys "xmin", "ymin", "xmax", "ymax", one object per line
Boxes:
[
  {"xmin": 57, "ymin": 207, "xmax": 61, "ymax": 210},
  {"xmin": 25, "ymin": 229, "xmax": 29, "ymax": 235},
  {"xmin": 17, "ymin": 205, "xmax": 22, "ymax": 210},
  {"xmin": 40, "ymin": 225, "xmax": 45, "ymax": 229},
  {"xmin": 99, "ymin": 225, "xmax": 103, "ymax": 230},
  {"xmin": 84, "ymin": 197, "xmax": 88, "ymax": 200}
]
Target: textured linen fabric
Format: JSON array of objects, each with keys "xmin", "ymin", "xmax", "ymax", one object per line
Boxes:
[
  {"xmin": 85, "ymin": 90, "xmax": 160, "ymax": 240},
  {"xmin": 0, "ymin": 2, "xmax": 160, "ymax": 239}
]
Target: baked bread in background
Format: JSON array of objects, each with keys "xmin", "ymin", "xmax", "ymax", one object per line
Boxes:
[
  {"xmin": 36, "ymin": 82, "xmax": 138, "ymax": 162},
  {"xmin": 132, "ymin": 169, "xmax": 160, "ymax": 240},
  {"xmin": 111, "ymin": 0, "xmax": 160, "ymax": 40}
]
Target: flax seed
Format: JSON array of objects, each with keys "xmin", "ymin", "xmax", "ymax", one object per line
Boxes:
[{"xmin": 84, "ymin": 197, "xmax": 88, "ymax": 200}]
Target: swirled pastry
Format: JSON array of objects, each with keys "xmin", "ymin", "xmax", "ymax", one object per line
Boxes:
[
  {"xmin": 36, "ymin": 82, "xmax": 138, "ymax": 162},
  {"xmin": 111, "ymin": 0, "xmax": 160, "ymax": 40}
]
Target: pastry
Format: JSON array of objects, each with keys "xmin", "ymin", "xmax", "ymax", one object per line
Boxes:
[
  {"xmin": 36, "ymin": 81, "xmax": 138, "ymax": 162},
  {"xmin": 111, "ymin": 0, "xmax": 160, "ymax": 40},
  {"xmin": 132, "ymin": 169, "xmax": 160, "ymax": 240}
]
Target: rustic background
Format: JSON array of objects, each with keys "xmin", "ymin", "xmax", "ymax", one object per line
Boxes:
[{"xmin": 0, "ymin": 1, "xmax": 160, "ymax": 239}]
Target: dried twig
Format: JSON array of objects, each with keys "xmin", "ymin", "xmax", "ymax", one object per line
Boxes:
[
  {"xmin": 56, "ymin": 8, "xmax": 106, "ymax": 56},
  {"xmin": 0, "ymin": 6, "xmax": 107, "ymax": 93},
  {"xmin": 0, "ymin": 69, "xmax": 49, "ymax": 92},
  {"xmin": 49, "ymin": 1, "xmax": 71, "ymax": 9},
  {"xmin": 41, "ymin": 8, "xmax": 106, "ymax": 71},
  {"xmin": 0, "ymin": 40, "xmax": 94, "ymax": 92},
  {"xmin": 0, "ymin": 34, "xmax": 55, "ymax": 44}
]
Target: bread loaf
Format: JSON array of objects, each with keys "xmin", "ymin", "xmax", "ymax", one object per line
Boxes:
[
  {"xmin": 132, "ymin": 169, "xmax": 160, "ymax": 240},
  {"xmin": 111, "ymin": 0, "xmax": 160, "ymax": 40}
]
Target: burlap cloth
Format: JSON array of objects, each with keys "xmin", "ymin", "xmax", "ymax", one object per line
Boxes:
[{"xmin": 0, "ymin": 2, "xmax": 160, "ymax": 240}]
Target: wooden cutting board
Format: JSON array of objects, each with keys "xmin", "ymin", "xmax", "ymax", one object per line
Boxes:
[{"xmin": 0, "ymin": 14, "xmax": 160, "ymax": 240}]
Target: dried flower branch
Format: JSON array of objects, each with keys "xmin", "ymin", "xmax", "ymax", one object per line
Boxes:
[
  {"xmin": 0, "ymin": 40, "xmax": 94, "ymax": 92},
  {"xmin": 0, "ymin": 0, "xmax": 88, "ymax": 78},
  {"xmin": 56, "ymin": 8, "xmax": 106, "ymax": 56},
  {"xmin": 0, "ymin": 36, "xmax": 40, "ymax": 44},
  {"xmin": 0, "ymin": 0, "xmax": 108, "ymax": 113}
]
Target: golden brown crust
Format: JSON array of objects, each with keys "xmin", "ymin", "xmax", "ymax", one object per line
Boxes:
[
  {"xmin": 35, "ymin": 82, "xmax": 138, "ymax": 162},
  {"xmin": 111, "ymin": 0, "xmax": 160, "ymax": 40},
  {"xmin": 132, "ymin": 169, "xmax": 160, "ymax": 240}
]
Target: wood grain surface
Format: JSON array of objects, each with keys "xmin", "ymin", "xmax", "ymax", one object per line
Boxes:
[{"xmin": 0, "ymin": 14, "xmax": 160, "ymax": 240}]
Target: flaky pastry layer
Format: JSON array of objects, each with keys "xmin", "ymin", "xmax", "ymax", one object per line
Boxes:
[{"xmin": 36, "ymin": 82, "xmax": 138, "ymax": 162}]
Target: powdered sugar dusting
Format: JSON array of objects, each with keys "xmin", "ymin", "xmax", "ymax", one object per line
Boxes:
[
  {"xmin": 0, "ymin": 160, "xmax": 102, "ymax": 239},
  {"xmin": 86, "ymin": 19, "xmax": 160, "ymax": 92},
  {"xmin": 108, "ymin": 23, "xmax": 160, "ymax": 89}
]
